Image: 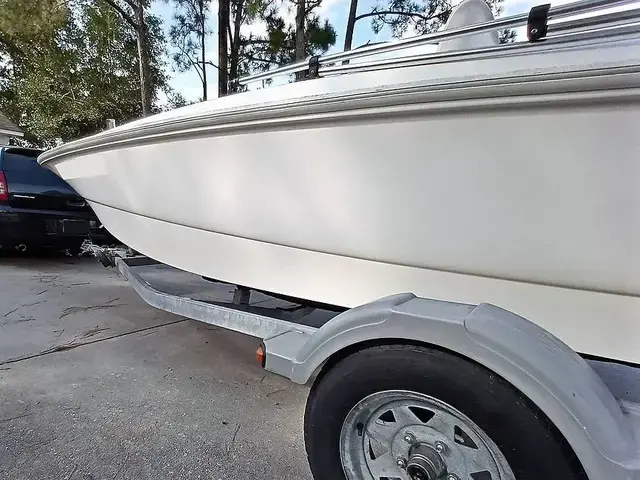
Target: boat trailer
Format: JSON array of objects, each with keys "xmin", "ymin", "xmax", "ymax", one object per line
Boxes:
[{"xmin": 111, "ymin": 254, "xmax": 640, "ymax": 480}]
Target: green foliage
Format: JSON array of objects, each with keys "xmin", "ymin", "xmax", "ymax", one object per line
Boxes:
[
  {"xmin": 240, "ymin": 4, "xmax": 337, "ymax": 75},
  {"xmin": 0, "ymin": 0, "xmax": 67, "ymax": 43},
  {"xmin": 169, "ymin": 0, "xmax": 211, "ymax": 73},
  {"xmin": 369, "ymin": 0, "xmax": 449, "ymax": 37},
  {"xmin": 169, "ymin": 0, "xmax": 213, "ymax": 99},
  {"xmin": 163, "ymin": 90, "xmax": 193, "ymax": 109},
  {"xmin": 245, "ymin": 0, "xmax": 264, "ymax": 21},
  {"xmin": 498, "ymin": 27, "xmax": 516, "ymax": 44},
  {"xmin": 0, "ymin": 0, "xmax": 169, "ymax": 146},
  {"xmin": 368, "ymin": 0, "xmax": 510, "ymax": 39}
]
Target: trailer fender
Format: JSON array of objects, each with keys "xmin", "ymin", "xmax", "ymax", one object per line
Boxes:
[{"xmin": 266, "ymin": 293, "xmax": 638, "ymax": 479}]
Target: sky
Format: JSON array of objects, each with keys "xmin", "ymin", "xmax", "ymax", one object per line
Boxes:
[{"xmin": 151, "ymin": 0, "xmax": 637, "ymax": 103}]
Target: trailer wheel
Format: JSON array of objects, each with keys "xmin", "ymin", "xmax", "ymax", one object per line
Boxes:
[{"xmin": 304, "ymin": 344, "xmax": 585, "ymax": 480}]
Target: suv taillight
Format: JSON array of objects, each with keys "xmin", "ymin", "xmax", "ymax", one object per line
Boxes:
[{"xmin": 0, "ymin": 171, "xmax": 8, "ymax": 202}]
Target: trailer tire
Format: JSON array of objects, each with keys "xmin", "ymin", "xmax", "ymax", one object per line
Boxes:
[{"xmin": 304, "ymin": 344, "xmax": 585, "ymax": 480}]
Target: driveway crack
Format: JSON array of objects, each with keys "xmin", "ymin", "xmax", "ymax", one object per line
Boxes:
[{"xmin": 0, "ymin": 318, "xmax": 187, "ymax": 366}]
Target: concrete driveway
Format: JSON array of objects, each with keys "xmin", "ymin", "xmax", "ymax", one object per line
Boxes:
[{"xmin": 0, "ymin": 253, "xmax": 312, "ymax": 480}]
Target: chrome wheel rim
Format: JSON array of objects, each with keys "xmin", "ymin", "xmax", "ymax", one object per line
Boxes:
[{"xmin": 340, "ymin": 390, "xmax": 516, "ymax": 480}]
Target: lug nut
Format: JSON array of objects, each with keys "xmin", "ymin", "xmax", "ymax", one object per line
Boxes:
[
  {"xmin": 404, "ymin": 432, "xmax": 416, "ymax": 445},
  {"xmin": 435, "ymin": 441, "xmax": 447, "ymax": 454},
  {"xmin": 396, "ymin": 457, "xmax": 407, "ymax": 469},
  {"xmin": 447, "ymin": 474, "xmax": 460, "ymax": 480}
]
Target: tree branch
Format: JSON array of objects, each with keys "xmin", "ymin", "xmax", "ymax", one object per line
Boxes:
[
  {"xmin": 188, "ymin": 54, "xmax": 205, "ymax": 83},
  {"xmin": 103, "ymin": 0, "xmax": 138, "ymax": 29},
  {"xmin": 244, "ymin": 55, "xmax": 280, "ymax": 65},
  {"xmin": 304, "ymin": 0, "xmax": 322, "ymax": 15},
  {"xmin": 358, "ymin": 6, "xmax": 453, "ymax": 24},
  {"xmin": 241, "ymin": 38, "xmax": 270, "ymax": 45},
  {"xmin": 355, "ymin": 10, "xmax": 431, "ymax": 21},
  {"xmin": 204, "ymin": 60, "xmax": 223, "ymax": 72}
]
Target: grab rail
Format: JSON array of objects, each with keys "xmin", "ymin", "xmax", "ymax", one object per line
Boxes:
[
  {"xmin": 321, "ymin": 10, "xmax": 640, "ymax": 76},
  {"xmin": 230, "ymin": 0, "xmax": 640, "ymax": 89},
  {"xmin": 546, "ymin": 6, "xmax": 640, "ymax": 35}
]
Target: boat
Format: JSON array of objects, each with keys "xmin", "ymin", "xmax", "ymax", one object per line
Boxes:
[{"xmin": 38, "ymin": 0, "xmax": 640, "ymax": 365}]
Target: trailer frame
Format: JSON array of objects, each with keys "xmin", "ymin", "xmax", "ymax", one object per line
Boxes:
[{"xmin": 113, "ymin": 254, "xmax": 640, "ymax": 480}]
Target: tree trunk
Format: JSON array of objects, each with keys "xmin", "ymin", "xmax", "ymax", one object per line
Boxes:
[
  {"xmin": 229, "ymin": 0, "xmax": 244, "ymax": 83},
  {"xmin": 135, "ymin": 1, "xmax": 152, "ymax": 116},
  {"xmin": 294, "ymin": 0, "xmax": 306, "ymax": 81},
  {"xmin": 343, "ymin": 0, "xmax": 358, "ymax": 52},
  {"xmin": 218, "ymin": 0, "xmax": 229, "ymax": 96},
  {"xmin": 295, "ymin": 0, "xmax": 305, "ymax": 61},
  {"xmin": 200, "ymin": 0, "xmax": 207, "ymax": 100}
]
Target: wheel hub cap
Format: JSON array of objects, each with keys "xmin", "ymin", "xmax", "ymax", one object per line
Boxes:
[{"xmin": 406, "ymin": 444, "xmax": 446, "ymax": 480}]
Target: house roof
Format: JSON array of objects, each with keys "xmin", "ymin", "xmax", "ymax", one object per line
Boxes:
[{"xmin": 0, "ymin": 111, "xmax": 23, "ymax": 137}]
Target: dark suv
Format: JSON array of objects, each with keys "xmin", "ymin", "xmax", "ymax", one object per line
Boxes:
[{"xmin": 0, "ymin": 145, "xmax": 115, "ymax": 254}]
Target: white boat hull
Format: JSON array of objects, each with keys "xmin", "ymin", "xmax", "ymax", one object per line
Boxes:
[
  {"xmin": 91, "ymin": 200, "xmax": 640, "ymax": 367},
  {"xmin": 39, "ymin": 27, "xmax": 640, "ymax": 364}
]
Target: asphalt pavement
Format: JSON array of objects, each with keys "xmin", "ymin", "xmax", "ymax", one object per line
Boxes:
[{"xmin": 0, "ymin": 252, "xmax": 312, "ymax": 480}]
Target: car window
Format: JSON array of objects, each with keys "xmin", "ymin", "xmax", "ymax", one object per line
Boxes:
[
  {"xmin": 3, "ymin": 150, "xmax": 75, "ymax": 190},
  {"xmin": 3, "ymin": 150, "xmax": 44, "ymax": 172}
]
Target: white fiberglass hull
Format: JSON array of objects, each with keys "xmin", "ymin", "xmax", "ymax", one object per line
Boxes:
[{"xmin": 39, "ymin": 29, "xmax": 640, "ymax": 364}]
